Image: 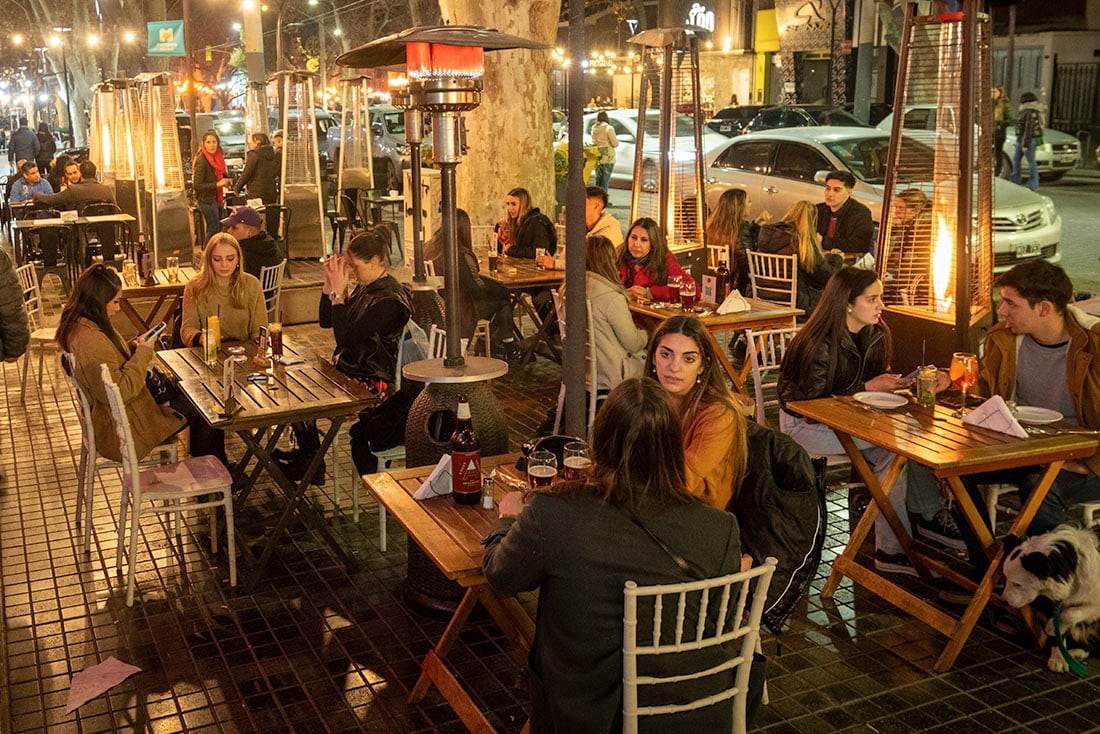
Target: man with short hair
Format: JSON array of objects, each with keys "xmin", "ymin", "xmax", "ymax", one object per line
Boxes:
[
  {"xmin": 969, "ymin": 261, "xmax": 1100, "ymax": 535},
  {"xmin": 816, "ymin": 170, "xmax": 874, "ymax": 257},
  {"xmin": 221, "ymin": 206, "xmax": 283, "ymax": 279},
  {"xmin": 537, "ymin": 186, "xmax": 623, "ymax": 270},
  {"xmin": 9, "ymin": 161, "xmax": 53, "ymax": 203},
  {"xmin": 32, "ymin": 160, "xmax": 115, "ymax": 208},
  {"xmin": 7, "ymin": 118, "xmax": 39, "ymax": 171}
]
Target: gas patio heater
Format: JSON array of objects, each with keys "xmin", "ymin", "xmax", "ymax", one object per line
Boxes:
[
  {"xmin": 390, "ymin": 77, "xmax": 428, "ymax": 282},
  {"xmin": 136, "ymin": 72, "xmax": 191, "ymax": 265},
  {"xmin": 627, "ymin": 27, "xmax": 708, "ymax": 255},
  {"xmin": 876, "ymin": 0, "xmax": 993, "ymax": 371},
  {"xmin": 90, "ymin": 79, "xmax": 144, "ymax": 236},
  {"xmin": 275, "ymin": 71, "xmax": 326, "ymax": 259},
  {"xmin": 334, "ymin": 77, "xmax": 375, "ymax": 198},
  {"xmin": 243, "ymin": 80, "xmax": 269, "ymax": 143}
]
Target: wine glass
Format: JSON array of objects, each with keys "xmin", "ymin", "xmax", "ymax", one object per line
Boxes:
[
  {"xmin": 949, "ymin": 352, "xmax": 979, "ymax": 417},
  {"xmin": 527, "ymin": 450, "xmax": 558, "ymax": 490}
]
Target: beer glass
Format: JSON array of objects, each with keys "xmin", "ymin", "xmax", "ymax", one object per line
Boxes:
[
  {"xmin": 667, "ymin": 275, "xmax": 682, "ymax": 304},
  {"xmin": 269, "ymin": 322, "xmax": 284, "ymax": 363},
  {"xmin": 166, "ymin": 256, "xmax": 180, "ymax": 283},
  {"xmin": 562, "ymin": 441, "xmax": 591, "ymax": 481},
  {"xmin": 527, "ymin": 450, "xmax": 558, "ymax": 490},
  {"xmin": 680, "ymin": 281, "xmax": 698, "ymax": 309}
]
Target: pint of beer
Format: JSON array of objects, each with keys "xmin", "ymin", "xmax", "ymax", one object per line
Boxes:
[
  {"xmin": 526, "ymin": 449, "xmax": 558, "ymax": 490},
  {"xmin": 269, "ymin": 322, "xmax": 283, "ymax": 363}
]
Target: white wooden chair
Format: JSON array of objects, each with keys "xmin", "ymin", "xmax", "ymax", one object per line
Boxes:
[
  {"xmin": 16, "ymin": 263, "xmax": 58, "ymax": 403},
  {"xmin": 259, "ymin": 260, "xmax": 286, "ymax": 323},
  {"xmin": 744, "ymin": 326, "xmax": 801, "ymax": 425},
  {"xmin": 746, "ymin": 251, "xmax": 798, "ymax": 310},
  {"xmin": 983, "ymin": 483, "xmax": 1100, "ymax": 530},
  {"xmin": 101, "ymin": 364, "xmax": 237, "ymax": 606},
  {"xmin": 622, "ymin": 558, "xmax": 777, "ymax": 734},
  {"xmin": 62, "ymin": 353, "xmax": 178, "ymax": 554},
  {"xmin": 551, "ymin": 291, "xmax": 598, "ymax": 440}
]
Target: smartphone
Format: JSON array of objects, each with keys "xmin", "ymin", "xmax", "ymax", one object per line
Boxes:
[
  {"xmin": 898, "ymin": 368, "xmax": 920, "ymax": 388},
  {"xmin": 143, "ymin": 321, "xmax": 167, "ymax": 342},
  {"xmin": 247, "ymin": 372, "xmax": 270, "ymax": 385}
]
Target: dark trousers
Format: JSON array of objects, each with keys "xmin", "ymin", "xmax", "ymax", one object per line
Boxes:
[{"xmin": 349, "ymin": 383, "xmax": 424, "ymax": 475}]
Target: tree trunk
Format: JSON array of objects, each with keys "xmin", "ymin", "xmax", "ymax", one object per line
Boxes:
[{"xmin": 437, "ymin": 0, "xmax": 560, "ymax": 229}]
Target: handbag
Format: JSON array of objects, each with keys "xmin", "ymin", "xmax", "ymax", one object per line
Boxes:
[{"xmin": 145, "ymin": 365, "xmax": 181, "ymax": 405}]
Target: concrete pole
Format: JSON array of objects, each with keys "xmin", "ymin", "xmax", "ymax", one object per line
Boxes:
[
  {"xmin": 243, "ymin": 1, "xmax": 266, "ymax": 87},
  {"xmin": 852, "ymin": 0, "xmax": 877, "ymax": 124}
]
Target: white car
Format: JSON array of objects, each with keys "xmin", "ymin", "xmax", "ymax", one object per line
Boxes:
[
  {"xmin": 877, "ymin": 107, "xmax": 1081, "ymax": 182},
  {"xmin": 701, "ymin": 127, "xmax": 1061, "ymax": 273},
  {"xmin": 580, "ymin": 109, "xmax": 728, "ymax": 191}
]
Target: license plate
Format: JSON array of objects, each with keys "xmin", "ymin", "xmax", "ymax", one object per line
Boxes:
[{"xmin": 1015, "ymin": 243, "xmax": 1041, "ymax": 257}]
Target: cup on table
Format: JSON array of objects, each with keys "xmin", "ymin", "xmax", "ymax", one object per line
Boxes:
[
  {"xmin": 166, "ymin": 256, "xmax": 180, "ymax": 283},
  {"xmin": 121, "ymin": 260, "xmax": 137, "ymax": 287},
  {"xmin": 679, "ymin": 281, "xmax": 698, "ymax": 309},
  {"xmin": 488, "ymin": 251, "xmax": 499, "ymax": 273},
  {"xmin": 667, "ymin": 275, "xmax": 683, "ymax": 304},
  {"xmin": 269, "ymin": 322, "xmax": 284, "ymax": 363},
  {"xmin": 561, "ymin": 441, "xmax": 592, "ymax": 481},
  {"xmin": 202, "ymin": 329, "xmax": 219, "ymax": 366},
  {"xmin": 527, "ymin": 450, "xmax": 558, "ymax": 490},
  {"xmin": 535, "ymin": 248, "xmax": 548, "ymax": 269},
  {"xmin": 388, "ymin": 189, "xmax": 399, "ymax": 198}
]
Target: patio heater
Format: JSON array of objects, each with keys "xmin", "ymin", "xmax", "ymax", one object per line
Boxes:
[
  {"xmin": 334, "ymin": 77, "xmax": 374, "ymax": 194},
  {"xmin": 91, "ymin": 79, "xmax": 144, "ymax": 237},
  {"xmin": 136, "ymin": 72, "xmax": 191, "ymax": 266},
  {"xmin": 627, "ymin": 27, "xmax": 708, "ymax": 255},
  {"xmin": 390, "ymin": 80, "xmax": 427, "ymax": 281},
  {"xmin": 876, "ymin": 1, "xmax": 993, "ymax": 371},
  {"xmin": 89, "ymin": 83, "xmax": 116, "ymax": 188},
  {"xmin": 275, "ymin": 71, "xmax": 326, "ymax": 259},
  {"xmin": 242, "ymin": 80, "xmax": 269, "ymax": 142}
]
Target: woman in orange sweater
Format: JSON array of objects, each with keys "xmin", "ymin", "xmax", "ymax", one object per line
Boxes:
[{"xmin": 644, "ymin": 314, "xmax": 747, "ymax": 510}]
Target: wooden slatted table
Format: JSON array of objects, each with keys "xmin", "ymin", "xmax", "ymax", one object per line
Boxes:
[
  {"xmin": 630, "ymin": 297, "xmax": 802, "ymax": 393},
  {"xmin": 159, "ymin": 339, "xmax": 380, "ymax": 586},
  {"xmin": 484, "ymin": 258, "xmax": 565, "ymax": 364},
  {"xmin": 362, "ymin": 455, "xmax": 535, "ymax": 733},
  {"xmin": 787, "ymin": 396, "xmax": 1098, "ymax": 671},
  {"xmin": 119, "ymin": 267, "xmax": 199, "ymax": 335}
]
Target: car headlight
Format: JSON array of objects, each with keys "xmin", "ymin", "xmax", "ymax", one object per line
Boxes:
[
  {"xmin": 397, "ymin": 143, "xmax": 411, "ymax": 155},
  {"xmin": 1040, "ymin": 194, "xmax": 1057, "ymax": 225}
]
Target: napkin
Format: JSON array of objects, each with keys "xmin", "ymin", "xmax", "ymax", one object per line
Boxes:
[
  {"xmin": 962, "ymin": 394, "xmax": 1028, "ymax": 438},
  {"xmin": 413, "ymin": 455, "xmax": 453, "ymax": 499},
  {"xmin": 67, "ymin": 657, "xmax": 142, "ymax": 713},
  {"xmin": 247, "ymin": 197, "xmax": 264, "ymax": 209},
  {"xmin": 716, "ymin": 289, "xmax": 751, "ymax": 315}
]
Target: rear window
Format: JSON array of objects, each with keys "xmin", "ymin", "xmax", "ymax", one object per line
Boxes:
[
  {"xmin": 809, "ymin": 109, "xmax": 865, "ymax": 127},
  {"xmin": 381, "ymin": 112, "xmax": 405, "ymax": 136},
  {"xmin": 712, "ymin": 141, "xmax": 772, "ymax": 172}
]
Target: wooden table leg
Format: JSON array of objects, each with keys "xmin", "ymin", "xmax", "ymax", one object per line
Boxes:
[{"xmin": 707, "ymin": 330, "xmax": 746, "ymax": 393}]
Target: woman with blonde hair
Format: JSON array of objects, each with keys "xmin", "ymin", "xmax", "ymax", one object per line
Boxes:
[
  {"xmin": 181, "ymin": 233, "xmax": 268, "ymax": 347},
  {"xmin": 493, "ymin": 186, "xmax": 557, "ymax": 259},
  {"xmin": 644, "ymin": 314, "xmax": 748, "ymax": 511},
  {"xmin": 992, "ymin": 86, "xmax": 1012, "ymax": 176},
  {"xmin": 755, "ymin": 200, "xmax": 843, "ymax": 317},
  {"xmin": 705, "ymin": 188, "xmax": 757, "ymax": 294}
]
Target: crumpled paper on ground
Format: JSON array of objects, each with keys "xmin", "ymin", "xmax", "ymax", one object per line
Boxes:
[
  {"xmin": 413, "ymin": 455, "xmax": 452, "ymax": 499},
  {"xmin": 962, "ymin": 394, "xmax": 1028, "ymax": 438},
  {"xmin": 716, "ymin": 289, "xmax": 751, "ymax": 315},
  {"xmin": 67, "ymin": 657, "xmax": 142, "ymax": 713}
]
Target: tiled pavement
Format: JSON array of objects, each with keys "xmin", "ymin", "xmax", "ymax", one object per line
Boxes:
[{"xmin": 3, "ymin": 304, "xmax": 1100, "ymax": 733}]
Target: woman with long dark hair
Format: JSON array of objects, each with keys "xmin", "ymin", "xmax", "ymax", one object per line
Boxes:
[
  {"xmin": 705, "ymin": 188, "xmax": 756, "ymax": 294},
  {"xmin": 483, "ymin": 378, "xmax": 745, "ymax": 733},
  {"xmin": 192, "ymin": 132, "xmax": 232, "ymax": 243},
  {"xmin": 233, "ymin": 132, "xmax": 277, "ymax": 205},
  {"xmin": 644, "ymin": 314, "xmax": 748, "ymax": 510},
  {"xmin": 618, "ymin": 217, "xmax": 695, "ymax": 302}
]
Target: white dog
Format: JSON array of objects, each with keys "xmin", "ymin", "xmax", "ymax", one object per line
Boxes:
[{"xmin": 1001, "ymin": 525, "xmax": 1100, "ymax": 673}]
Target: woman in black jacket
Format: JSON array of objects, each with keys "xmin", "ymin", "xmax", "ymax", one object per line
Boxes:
[
  {"xmin": 35, "ymin": 123, "xmax": 56, "ymax": 175},
  {"xmin": 494, "ymin": 187, "xmax": 556, "ymax": 259},
  {"xmin": 192, "ymin": 132, "xmax": 232, "ymax": 244},
  {"xmin": 233, "ymin": 132, "xmax": 277, "ymax": 205}
]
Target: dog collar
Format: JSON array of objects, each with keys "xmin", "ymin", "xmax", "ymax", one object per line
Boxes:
[{"xmin": 1053, "ymin": 604, "xmax": 1088, "ymax": 678}]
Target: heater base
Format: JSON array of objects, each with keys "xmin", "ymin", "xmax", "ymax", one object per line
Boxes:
[{"xmin": 881, "ymin": 307, "xmax": 992, "ymax": 372}]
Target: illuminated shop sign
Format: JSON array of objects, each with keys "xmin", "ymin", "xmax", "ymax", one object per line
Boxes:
[{"xmin": 686, "ymin": 2, "xmax": 716, "ymax": 32}]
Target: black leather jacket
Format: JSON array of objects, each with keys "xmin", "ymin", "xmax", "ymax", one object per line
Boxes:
[
  {"xmin": 778, "ymin": 324, "xmax": 888, "ymax": 413},
  {"xmin": 319, "ymin": 274, "xmax": 411, "ymax": 383}
]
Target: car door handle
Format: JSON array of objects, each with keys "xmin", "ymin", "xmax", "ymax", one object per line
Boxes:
[{"xmin": 763, "ymin": 186, "xmax": 778, "ymax": 194}]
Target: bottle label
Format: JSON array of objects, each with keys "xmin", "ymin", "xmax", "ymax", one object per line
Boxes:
[{"xmin": 452, "ymin": 450, "xmax": 482, "ymax": 496}]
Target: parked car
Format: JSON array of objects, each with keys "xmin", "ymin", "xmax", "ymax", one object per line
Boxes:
[
  {"xmin": 705, "ymin": 104, "xmax": 769, "ymax": 137},
  {"xmin": 742, "ymin": 105, "xmax": 868, "ymax": 135},
  {"xmin": 579, "ymin": 108, "xmax": 728, "ymax": 191},
  {"xmin": 877, "ymin": 106, "xmax": 1081, "ymax": 182},
  {"xmin": 842, "ymin": 102, "xmax": 893, "ymax": 127},
  {"xmin": 325, "ymin": 104, "xmax": 411, "ymax": 192},
  {"xmin": 700, "ymin": 127, "xmax": 1061, "ymax": 273},
  {"xmin": 195, "ymin": 111, "xmax": 247, "ymax": 174},
  {"xmin": 268, "ymin": 107, "xmax": 337, "ymax": 174}
]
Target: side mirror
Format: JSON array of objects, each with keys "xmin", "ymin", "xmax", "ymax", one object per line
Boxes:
[{"xmin": 813, "ymin": 170, "xmax": 831, "ymax": 185}]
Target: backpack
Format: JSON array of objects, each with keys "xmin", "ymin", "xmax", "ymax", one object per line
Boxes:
[{"xmin": 730, "ymin": 421, "xmax": 827, "ymax": 634}]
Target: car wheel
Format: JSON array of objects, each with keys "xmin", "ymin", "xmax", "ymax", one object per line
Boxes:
[
  {"xmin": 640, "ymin": 159, "xmax": 658, "ymax": 192},
  {"xmin": 1039, "ymin": 171, "xmax": 1067, "ymax": 183}
]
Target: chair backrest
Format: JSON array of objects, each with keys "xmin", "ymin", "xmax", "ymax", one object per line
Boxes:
[
  {"xmin": 428, "ymin": 325, "xmax": 447, "ymax": 359},
  {"xmin": 62, "ymin": 352, "xmax": 98, "ymax": 458},
  {"xmin": 79, "ymin": 201, "xmax": 120, "ymax": 217},
  {"xmin": 340, "ymin": 194, "xmax": 362, "ymax": 227},
  {"xmin": 259, "ymin": 260, "xmax": 286, "ymax": 323},
  {"xmin": 26, "ymin": 208, "xmax": 60, "ymax": 220},
  {"xmin": 266, "ymin": 204, "xmax": 291, "ymax": 244},
  {"xmin": 100, "ymin": 364, "xmax": 141, "ymax": 495},
  {"xmin": 747, "ymin": 251, "xmax": 798, "ymax": 309},
  {"xmin": 744, "ymin": 326, "xmax": 801, "ymax": 424},
  {"xmin": 15, "ymin": 263, "xmax": 44, "ymax": 331},
  {"xmin": 622, "ymin": 558, "xmax": 777, "ymax": 734},
  {"xmin": 552, "ymin": 290, "xmax": 599, "ymax": 435}
]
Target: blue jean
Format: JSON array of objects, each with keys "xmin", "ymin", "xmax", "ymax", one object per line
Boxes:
[
  {"xmin": 594, "ymin": 163, "xmax": 613, "ymax": 192},
  {"xmin": 198, "ymin": 201, "xmax": 222, "ymax": 246},
  {"xmin": 1012, "ymin": 142, "xmax": 1039, "ymax": 191}
]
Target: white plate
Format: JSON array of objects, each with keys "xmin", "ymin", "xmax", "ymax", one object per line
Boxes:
[
  {"xmin": 1015, "ymin": 406, "xmax": 1063, "ymax": 425},
  {"xmin": 853, "ymin": 391, "xmax": 909, "ymax": 409}
]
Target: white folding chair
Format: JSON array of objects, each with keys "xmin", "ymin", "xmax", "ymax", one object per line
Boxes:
[
  {"xmin": 747, "ymin": 251, "xmax": 798, "ymax": 310},
  {"xmin": 259, "ymin": 260, "xmax": 286, "ymax": 323},
  {"xmin": 623, "ymin": 558, "xmax": 777, "ymax": 734},
  {"xmin": 62, "ymin": 353, "xmax": 178, "ymax": 554},
  {"xmin": 744, "ymin": 325, "xmax": 801, "ymax": 425},
  {"xmin": 429, "ymin": 323, "xmax": 466, "ymax": 357},
  {"xmin": 551, "ymin": 292, "xmax": 598, "ymax": 440},
  {"xmin": 101, "ymin": 364, "xmax": 237, "ymax": 606},
  {"xmin": 16, "ymin": 263, "xmax": 58, "ymax": 403}
]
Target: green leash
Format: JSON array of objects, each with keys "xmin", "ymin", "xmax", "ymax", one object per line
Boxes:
[{"xmin": 1053, "ymin": 604, "xmax": 1088, "ymax": 678}]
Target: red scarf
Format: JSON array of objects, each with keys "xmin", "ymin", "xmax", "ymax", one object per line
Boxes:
[{"xmin": 202, "ymin": 148, "xmax": 227, "ymax": 205}]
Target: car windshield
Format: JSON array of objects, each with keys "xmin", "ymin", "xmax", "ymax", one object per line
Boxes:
[
  {"xmin": 215, "ymin": 120, "xmax": 245, "ymax": 137},
  {"xmin": 381, "ymin": 112, "xmax": 405, "ymax": 135},
  {"xmin": 809, "ymin": 109, "xmax": 864, "ymax": 126},
  {"xmin": 640, "ymin": 113, "xmax": 702, "ymax": 138},
  {"xmin": 823, "ymin": 136, "xmax": 934, "ymax": 185}
]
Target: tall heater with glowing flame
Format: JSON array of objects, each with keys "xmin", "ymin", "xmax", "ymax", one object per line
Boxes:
[
  {"xmin": 276, "ymin": 71, "xmax": 326, "ymax": 258},
  {"xmin": 876, "ymin": 1, "xmax": 993, "ymax": 370},
  {"xmin": 136, "ymin": 72, "xmax": 191, "ymax": 265},
  {"xmin": 334, "ymin": 77, "xmax": 375, "ymax": 195},
  {"xmin": 90, "ymin": 79, "xmax": 144, "ymax": 241}
]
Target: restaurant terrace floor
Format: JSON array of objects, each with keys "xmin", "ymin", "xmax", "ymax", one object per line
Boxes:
[{"xmin": 2, "ymin": 265, "xmax": 1100, "ymax": 734}]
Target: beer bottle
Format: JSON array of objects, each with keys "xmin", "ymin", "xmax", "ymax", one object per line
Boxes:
[
  {"xmin": 136, "ymin": 233, "xmax": 155, "ymax": 286},
  {"xmin": 716, "ymin": 258, "xmax": 731, "ymax": 302},
  {"xmin": 451, "ymin": 397, "xmax": 482, "ymax": 505}
]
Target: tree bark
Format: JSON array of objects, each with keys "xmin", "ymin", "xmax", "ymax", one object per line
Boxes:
[{"xmin": 436, "ymin": 0, "xmax": 560, "ymax": 229}]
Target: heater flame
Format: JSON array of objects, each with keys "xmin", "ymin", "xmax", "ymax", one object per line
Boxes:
[
  {"xmin": 154, "ymin": 124, "xmax": 166, "ymax": 190},
  {"xmin": 932, "ymin": 212, "xmax": 954, "ymax": 313}
]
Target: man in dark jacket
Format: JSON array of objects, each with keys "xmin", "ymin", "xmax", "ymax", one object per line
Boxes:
[
  {"xmin": 233, "ymin": 133, "xmax": 277, "ymax": 204},
  {"xmin": 221, "ymin": 206, "xmax": 283, "ymax": 278},
  {"xmin": 32, "ymin": 161, "xmax": 115, "ymax": 209},
  {"xmin": 7, "ymin": 118, "xmax": 39, "ymax": 171},
  {"xmin": 35, "ymin": 122, "xmax": 56, "ymax": 174},
  {"xmin": 816, "ymin": 170, "xmax": 875, "ymax": 258},
  {"xmin": 0, "ymin": 248, "xmax": 29, "ymax": 362}
]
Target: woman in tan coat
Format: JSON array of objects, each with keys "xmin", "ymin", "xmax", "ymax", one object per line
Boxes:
[
  {"xmin": 181, "ymin": 233, "xmax": 267, "ymax": 348},
  {"xmin": 57, "ymin": 264, "xmax": 186, "ymax": 463}
]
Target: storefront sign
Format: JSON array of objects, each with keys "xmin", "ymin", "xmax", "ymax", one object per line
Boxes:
[
  {"xmin": 147, "ymin": 21, "xmax": 185, "ymax": 57},
  {"xmin": 686, "ymin": 3, "xmax": 716, "ymax": 33}
]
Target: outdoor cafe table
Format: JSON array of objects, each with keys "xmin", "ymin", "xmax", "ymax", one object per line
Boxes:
[
  {"xmin": 158, "ymin": 338, "xmax": 380, "ymax": 587},
  {"xmin": 12, "ymin": 212, "xmax": 136, "ymax": 274},
  {"xmin": 629, "ymin": 297, "xmax": 802, "ymax": 394},
  {"xmin": 119, "ymin": 266, "xmax": 199, "ymax": 335},
  {"xmin": 484, "ymin": 257, "xmax": 566, "ymax": 364},
  {"xmin": 786, "ymin": 395, "xmax": 1098, "ymax": 672},
  {"xmin": 362, "ymin": 454, "xmax": 535, "ymax": 733}
]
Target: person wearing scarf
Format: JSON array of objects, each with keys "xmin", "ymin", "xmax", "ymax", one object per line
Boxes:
[
  {"xmin": 617, "ymin": 217, "xmax": 694, "ymax": 302},
  {"xmin": 192, "ymin": 132, "xmax": 232, "ymax": 245}
]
